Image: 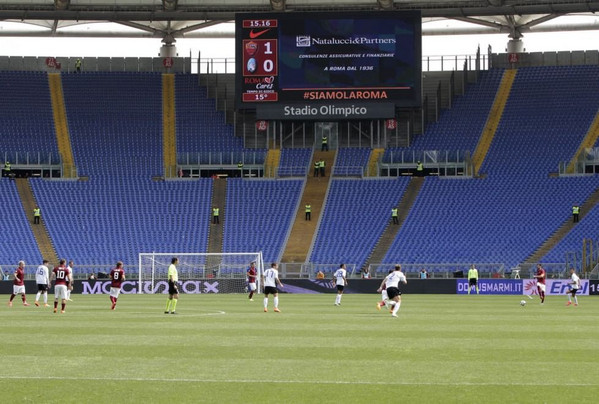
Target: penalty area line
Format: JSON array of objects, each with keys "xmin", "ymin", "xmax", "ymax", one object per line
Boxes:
[{"xmin": 0, "ymin": 375, "xmax": 595, "ymax": 387}]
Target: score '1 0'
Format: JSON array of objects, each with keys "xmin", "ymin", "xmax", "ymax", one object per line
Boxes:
[{"xmin": 261, "ymin": 41, "xmax": 275, "ymax": 73}]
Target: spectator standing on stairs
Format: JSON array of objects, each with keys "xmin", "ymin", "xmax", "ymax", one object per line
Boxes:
[
  {"xmin": 321, "ymin": 135, "xmax": 329, "ymax": 151},
  {"xmin": 391, "ymin": 207, "xmax": 399, "ymax": 225},
  {"xmin": 305, "ymin": 204, "xmax": 311, "ymax": 221},
  {"xmin": 212, "ymin": 207, "xmax": 220, "ymax": 225},
  {"xmin": 33, "ymin": 207, "xmax": 41, "ymax": 224},
  {"xmin": 572, "ymin": 204, "xmax": 580, "ymax": 223}
]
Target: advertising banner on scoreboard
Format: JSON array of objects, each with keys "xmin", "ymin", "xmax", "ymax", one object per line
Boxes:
[
  {"xmin": 523, "ymin": 278, "xmax": 589, "ymax": 296},
  {"xmin": 256, "ymin": 102, "xmax": 395, "ymax": 120}
]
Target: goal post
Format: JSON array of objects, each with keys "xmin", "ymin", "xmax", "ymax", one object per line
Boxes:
[{"xmin": 137, "ymin": 252, "xmax": 264, "ymax": 294}]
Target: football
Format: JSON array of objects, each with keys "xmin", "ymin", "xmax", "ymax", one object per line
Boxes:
[{"xmin": 520, "ymin": 300, "xmax": 526, "ymax": 306}]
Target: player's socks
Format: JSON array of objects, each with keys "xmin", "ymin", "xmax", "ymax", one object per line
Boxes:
[
  {"xmin": 263, "ymin": 297, "xmax": 268, "ymax": 310},
  {"xmin": 43, "ymin": 294, "xmax": 48, "ymax": 304},
  {"xmin": 574, "ymin": 296, "xmax": 578, "ymax": 305},
  {"xmin": 476, "ymin": 287, "xmax": 479, "ymax": 295},
  {"xmin": 392, "ymin": 301, "xmax": 401, "ymax": 315},
  {"xmin": 249, "ymin": 291, "xmax": 254, "ymax": 300},
  {"xmin": 36, "ymin": 291, "xmax": 41, "ymax": 302},
  {"xmin": 165, "ymin": 299, "xmax": 171, "ymax": 313},
  {"xmin": 22, "ymin": 295, "xmax": 28, "ymax": 304},
  {"xmin": 61, "ymin": 303, "xmax": 65, "ymax": 311},
  {"xmin": 274, "ymin": 297, "xmax": 279, "ymax": 309},
  {"xmin": 171, "ymin": 299, "xmax": 178, "ymax": 313}
]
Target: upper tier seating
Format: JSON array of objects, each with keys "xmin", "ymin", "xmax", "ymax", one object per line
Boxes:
[
  {"xmin": 333, "ymin": 148, "xmax": 371, "ymax": 176},
  {"xmin": 278, "ymin": 148, "xmax": 312, "ymax": 177}
]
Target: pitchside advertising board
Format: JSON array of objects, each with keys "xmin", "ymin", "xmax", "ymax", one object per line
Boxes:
[
  {"xmin": 235, "ymin": 11, "xmax": 422, "ymax": 120},
  {"xmin": 457, "ymin": 279, "xmax": 593, "ymax": 295}
]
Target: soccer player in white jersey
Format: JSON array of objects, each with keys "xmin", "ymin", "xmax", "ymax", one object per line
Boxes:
[
  {"xmin": 377, "ymin": 264, "xmax": 407, "ymax": 318},
  {"xmin": 333, "ymin": 264, "xmax": 348, "ymax": 306},
  {"xmin": 34, "ymin": 259, "xmax": 51, "ymax": 307},
  {"xmin": 566, "ymin": 267, "xmax": 580, "ymax": 306},
  {"xmin": 262, "ymin": 262, "xmax": 283, "ymax": 313},
  {"xmin": 66, "ymin": 260, "xmax": 75, "ymax": 301}
]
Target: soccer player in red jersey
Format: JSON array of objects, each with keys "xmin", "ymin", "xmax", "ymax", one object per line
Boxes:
[
  {"xmin": 109, "ymin": 261, "xmax": 126, "ymax": 310},
  {"xmin": 533, "ymin": 263, "xmax": 546, "ymax": 304},
  {"xmin": 50, "ymin": 259, "xmax": 71, "ymax": 314},
  {"xmin": 247, "ymin": 261, "xmax": 257, "ymax": 301},
  {"xmin": 8, "ymin": 261, "xmax": 30, "ymax": 307}
]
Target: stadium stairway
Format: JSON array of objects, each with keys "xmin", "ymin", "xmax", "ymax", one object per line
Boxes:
[
  {"xmin": 162, "ymin": 73, "xmax": 176, "ymax": 178},
  {"xmin": 207, "ymin": 178, "xmax": 227, "ymax": 263},
  {"xmin": 282, "ymin": 150, "xmax": 336, "ymax": 264},
  {"xmin": 566, "ymin": 110, "xmax": 599, "ymax": 173},
  {"xmin": 48, "ymin": 73, "xmax": 76, "ymax": 178},
  {"xmin": 471, "ymin": 69, "xmax": 517, "ymax": 176},
  {"xmin": 264, "ymin": 149, "xmax": 281, "ymax": 178},
  {"xmin": 15, "ymin": 179, "xmax": 58, "ymax": 264},
  {"xmin": 362, "ymin": 176, "xmax": 424, "ymax": 270},
  {"xmin": 524, "ymin": 185, "xmax": 599, "ymax": 264},
  {"xmin": 367, "ymin": 148, "xmax": 384, "ymax": 177}
]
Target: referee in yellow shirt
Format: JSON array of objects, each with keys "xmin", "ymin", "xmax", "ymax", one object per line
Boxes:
[{"xmin": 165, "ymin": 257, "xmax": 179, "ymax": 314}]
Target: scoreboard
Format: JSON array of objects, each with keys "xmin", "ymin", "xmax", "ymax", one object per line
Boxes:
[{"xmin": 235, "ymin": 11, "xmax": 422, "ymax": 119}]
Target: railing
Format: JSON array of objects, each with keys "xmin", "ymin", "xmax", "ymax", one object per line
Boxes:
[
  {"xmin": 379, "ymin": 149, "xmax": 473, "ymax": 177},
  {"xmin": 332, "ymin": 165, "xmax": 366, "ymax": 177},
  {"xmin": 368, "ymin": 263, "xmax": 506, "ymax": 279},
  {"xmin": 559, "ymin": 146, "xmax": 599, "ymax": 176},
  {"xmin": 277, "ymin": 166, "xmax": 309, "ymax": 177},
  {"xmin": 177, "ymin": 151, "xmax": 265, "ymax": 166},
  {"xmin": 2, "ymin": 151, "xmax": 61, "ymax": 165},
  {"xmin": 299, "ymin": 263, "xmax": 359, "ymax": 279}
]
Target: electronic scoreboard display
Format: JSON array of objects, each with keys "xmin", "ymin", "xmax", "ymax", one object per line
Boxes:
[{"xmin": 235, "ymin": 11, "xmax": 421, "ymax": 116}]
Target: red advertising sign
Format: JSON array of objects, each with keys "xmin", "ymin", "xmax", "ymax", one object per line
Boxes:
[
  {"xmin": 508, "ymin": 53, "xmax": 519, "ymax": 64},
  {"xmin": 256, "ymin": 120, "xmax": 268, "ymax": 131},
  {"xmin": 163, "ymin": 57, "xmax": 173, "ymax": 68},
  {"xmin": 386, "ymin": 118, "xmax": 397, "ymax": 130}
]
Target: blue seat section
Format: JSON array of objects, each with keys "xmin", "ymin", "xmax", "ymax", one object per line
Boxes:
[
  {"xmin": 481, "ymin": 65, "xmax": 599, "ymax": 175},
  {"xmin": 175, "ymin": 74, "xmax": 266, "ymax": 165},
  {"xmin": 382, "ymin": 175, "xmax": 599, "ymax": 270},
  {"xmin": 383, "ymin": 69, "xmax": 504, "ymax": 162},
  {"xmin": 0, "ymin": 71, "xmax": 58, "ymax": 157},
  {"xmin": 61, "ymin": 72, "xmax": 164, "ymax": 177},
  {"xmin": 542, "ymin": 203, "xmax": 599, "ymax": 263},
  {"xmin": 30, "ymin": 177, "xmax": 213, "ymax": 266},
  {"xmin": 223, "ymin": 178, "xmax": 303, "ymax": 264},
  {"xmin": 278, "ymin": 148, "xmax": 311, "ymax": 177},
  {"xmin": 310, "ymin": 177, "xmax": 410, "ymax": 269},
  {"xmin": 383, "ymin": 65, "xmax": 599, "ymax": 270},
  {"xmin": 333, "ymin": 148, "xmax": 371, "ymax": 176},
  {"xmin": 0, "ymin": 178, "xmax": 42, "ymax": 264}
]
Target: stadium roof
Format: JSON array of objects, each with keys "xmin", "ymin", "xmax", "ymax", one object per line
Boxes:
[{"xmin": 0, "ymin": 1, "xmax": 598, "ymax": 44}]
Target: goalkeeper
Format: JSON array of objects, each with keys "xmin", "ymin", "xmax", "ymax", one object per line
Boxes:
[{"xmin": 165, "ymin": 257, "xmax": 179, "ymax": 314}]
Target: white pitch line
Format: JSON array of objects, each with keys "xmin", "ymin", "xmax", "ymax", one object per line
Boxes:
[{"xmin": 0, "ymin": 375, "xmax": 595, "ymax": 387}]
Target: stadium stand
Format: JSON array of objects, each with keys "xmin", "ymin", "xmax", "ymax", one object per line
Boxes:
[
  {"xmin": 309, "ymin": 177, "xmax": 410, "ymax": 273},
  {"xmin": 0, "ymin": 178, "xmax": 42, "ymax": 265},
  {"xmin": 333, "ymin": 148, "xmax": 371, "ymax": 176},
  {"xmin": 222, "ymin": 178, "xmax": 304, "ymax": 266},
  {"xmin": 277, "ymin": 148, "xmax": 312, "ymax": 177}
]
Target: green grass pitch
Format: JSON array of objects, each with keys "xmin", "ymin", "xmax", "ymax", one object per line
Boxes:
[{"xmin": 1, "ymin": 293, "xmax": 598, "ymax": 403}]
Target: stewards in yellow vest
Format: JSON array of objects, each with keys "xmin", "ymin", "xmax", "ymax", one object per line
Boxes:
[
  {"xmin": 416, "ymin": 160, "xmax": 424, "ymax": 177},
  {"xmin": 75, "ymin": 58, "xmax": 82, "ymax": 73},
  {"xmin": 33, "ymin": 207, "xmax": 41, "ymax": 225},
  {"xmin": 572, "ymin": 205, "xmax": 580, "ymax": 223},
  {"xmin": 391, "ymin": 208, "xmax": 399, "ymax": 225},
  {"xmin": 319, "ymin": 159, "xmax": 326, "ymax": 177},
  {"xmin": 237, "ymin": 161, "xmax": 244, "ymax": 177},
  {"xmin": 321, "ymin": 136, "xmax": 329, "ymax": 151},
  {"xmin": 3, "ymin": 161, "xmax": 10, "ymax": 177},
  {"xmin": 305, "ymin": 204, "xmax": 312, "ymax": 221},
  {"xmin": 313, "ymin": 160, "xmax": 320, "ymax": 177},
  {"xmin": 467, "ymin": 264, "xmax": 479, "ymax": 295},
  {"xmin": 212, "ymin": 207, "xmax": 220, "ymax": 225}
]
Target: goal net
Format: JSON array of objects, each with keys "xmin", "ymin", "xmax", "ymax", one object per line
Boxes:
[{"xmin": 137, "ymin": 252, "xmax": 264, "ymax": 294}]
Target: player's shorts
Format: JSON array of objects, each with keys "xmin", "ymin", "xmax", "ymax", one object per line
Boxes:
[
  {"xmin": 536, "ymin": 282, "xmax": 546, "ymax": 293},
  {"xmin": 469, "ymin": 278, "xmax": 478, "ymax": 286},
  {"xmin": 336, "ymin": 284, "xmax": 345, "ymax": 292},
  {"xmin": 13, "ymin": 285, "xmax": 25, "ymax": 295},
  {"xmin": 248, "ymin": 282, "xmax": 257, "ymax": 292},
  {"xmin": 168, "ymin": 281, "xmax": 179, "ymax": 295},
  {"xmin": 387, "ymin": 287, "xmax": 401, "ymax": 299},
  {"xmin": 109, "ymin": 287, "xmax": 121, "ymax": 298},
  {"xmin": 381, "ymin": 290, "xmax": 389, "ymax": 301},
  {"xmin": 264, "ymin": 286, "xmax": 278, "ymax": 295},
  {"xmin": 568, "ymin": 287, "xmax": 579, "ymax": 295},
  {"xmin": 37, "ymin": 283, "xmax": 49, "ymax": 292},
  {"xmin": 55, "ymin": 284, "xmax": 68, "ymax": 300}
]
